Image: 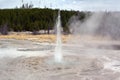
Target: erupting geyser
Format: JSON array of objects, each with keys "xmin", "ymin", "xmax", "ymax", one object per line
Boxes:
[{"xmin": 54, "ymin": 10, "xmax": 63, "ymax": 63}]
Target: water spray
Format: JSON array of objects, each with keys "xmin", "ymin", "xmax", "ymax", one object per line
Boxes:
[{"xmin": 54, "ymin": 10, "xmax": 63, "ymax": 63}]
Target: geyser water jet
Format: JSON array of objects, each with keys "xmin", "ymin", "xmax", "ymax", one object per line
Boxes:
[{"xmin": 54, "ymin": 10, "xmax": 63, "ymax": 63}]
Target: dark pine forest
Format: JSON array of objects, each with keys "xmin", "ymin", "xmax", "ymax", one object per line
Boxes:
[{"xmin": 0, "ymin": 8, "xmax": 87, "ymax": 35}]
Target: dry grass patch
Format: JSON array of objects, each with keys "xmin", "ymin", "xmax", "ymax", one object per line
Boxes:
[{"xmin": 0, "ymin": 34, "xmax": 70, "ymax": 43}]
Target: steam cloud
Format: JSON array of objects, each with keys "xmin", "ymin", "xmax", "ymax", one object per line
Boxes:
[{"xmin": 69, "ymin": 12, "xmax": 120, "ymax": 40}]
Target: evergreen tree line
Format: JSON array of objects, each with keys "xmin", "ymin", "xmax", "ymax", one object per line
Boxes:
[{"xmin": 0, "ymin": 8, "xmax": 86, "ymax": 35}]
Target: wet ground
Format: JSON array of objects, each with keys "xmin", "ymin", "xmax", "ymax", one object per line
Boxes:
[{"xmin": 0, "ymin": 39, "xmax": 120, "ymax": 80}]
